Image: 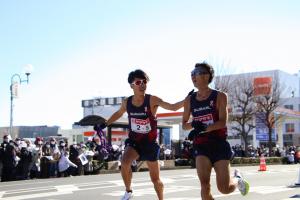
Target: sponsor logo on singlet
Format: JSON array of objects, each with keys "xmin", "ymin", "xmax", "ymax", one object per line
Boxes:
[
  {"xmin": 193, "ymin": 114, "xmax": 214, "ymax": 125},
  {"xmin": 193, "ymin": 106, "xmax": 211, "ymax": 113},
  {"xmin": 131, "ymin": 118, "xmax": 152, "ymax": 134},
  {"xmin": 130, "ymin": 112, "xmax": 147, "ymax": 116}
]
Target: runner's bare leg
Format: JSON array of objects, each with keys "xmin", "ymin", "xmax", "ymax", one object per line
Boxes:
[
  {"xmin": 214, "ymin": 160, "xmax": 236, "ymax": 194},
  {"xmin": 121, "ymin": 146, "xmax": 139, "ymax": 191},
  {"xmin": 147, "ymin": 160, "xmax": 164, "ymax": 200},
  {"xmin": 196, "ymin": 156, "xmax": 214, "ymax": 200}
]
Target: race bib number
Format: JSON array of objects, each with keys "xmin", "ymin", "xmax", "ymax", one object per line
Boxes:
[
  {"xmin": 131, "ymin": 118, "xmax": 152, "ymax": 134},
  {"xmin": 193, "ymin": 114, "xmax": 214, "ymax": 125}
]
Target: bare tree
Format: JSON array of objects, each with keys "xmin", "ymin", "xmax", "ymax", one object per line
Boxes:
[
  {"xmin": 214, "ymin": 74, "xmax": 232, "ymax": 93},
  {"xmin": 211, "ymin": 58, "xmax": 235, "ymax": 93},
  {"xmin": 254, "ymin": 76, "xmax": 283, "ymax": 156},
  {"xmin": 228, "ymin": 76, "xmax": 256, "ymax": 156}
]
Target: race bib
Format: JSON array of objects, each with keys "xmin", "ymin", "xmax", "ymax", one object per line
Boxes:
[
  {"xmin": 193, "ymin": 114, "xmax": 214, "ymax": 125},
  {"xmin": 131, "ymin": 118, "xmax": 152, "ymax": 134}
]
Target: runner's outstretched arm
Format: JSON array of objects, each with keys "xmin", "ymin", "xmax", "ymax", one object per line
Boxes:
[
  {"xmin": 182, "ymin": 96, "xmax": 192, "ymax": 130},
  {"xmin": 152, "ymin": 96, "xmax": 184, "ymax": 111},
  {"xmin": 106, "ymin": 98, "xmax": 127, "ymax": 125}
]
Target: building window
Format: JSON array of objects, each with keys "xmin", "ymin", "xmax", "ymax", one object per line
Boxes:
[
  {"xmin": 107, "ymin": 98, "xmax": 114, "ymax": 105},
  {"xmin": 284, "ymin": 105, "xmax": 293, "ymax": 110},
  {"xmin": 285, "ymin": 123, "xmax": 295, "ymax": 133},
  {"xmin": 283, "ymin": 134, "xmax": 293, "ymax": 140},
  {"xmin": 83, "ymin": 100, "xmax": 90, "ymax": 107},
  {"xmin": 100, "ymin": 98, "xmax": 106, "ymax": 106},
  {"xmin": 298, "ymin": 104, "xmax": 300, "ymax": 112},
  {"xmin": 116, "ymin": 97, "xmax": 123, "ymax": 104},
  {"xmin": 93, "ymin": 99, "xmax": 100, "ymax": 106}
]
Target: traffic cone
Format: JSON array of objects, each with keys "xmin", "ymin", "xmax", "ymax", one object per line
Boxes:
[{"xmin": 258, "ymin": 155, "xmax": 267, "ymax": 171}]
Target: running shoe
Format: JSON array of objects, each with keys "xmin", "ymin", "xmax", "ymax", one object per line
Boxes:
[
  {"xmin": 120, "ymin": 191, "xmax": 133, "ymax": 200},
  {"xmin": 234, "ymin": 169, "xmax": 250, "ymax": 196}
]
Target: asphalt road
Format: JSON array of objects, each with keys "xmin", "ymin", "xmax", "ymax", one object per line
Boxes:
[{"xmin": 0, "ymin": 164, "xmax": 300, "ymax": 200}]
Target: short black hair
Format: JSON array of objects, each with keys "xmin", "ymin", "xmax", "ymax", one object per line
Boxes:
[
  {"xmin": 128, "ymin": 69, "xmax": 149, "ymax": 84},
  {"xmin": 195, "ymin": 62, "xmax": 214, "ymax": 83}
]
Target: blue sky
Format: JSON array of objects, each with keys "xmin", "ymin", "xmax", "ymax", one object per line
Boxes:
[{"xmin": 0, "ymin": 0, "xmax": 299, "ymax": 129}]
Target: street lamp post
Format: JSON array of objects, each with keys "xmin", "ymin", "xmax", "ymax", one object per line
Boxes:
[{"xmin": 9, "ymin": 65, "xmax": 33, "ymax": 136}]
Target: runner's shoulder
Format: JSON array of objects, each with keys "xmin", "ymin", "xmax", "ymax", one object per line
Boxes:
[
  {"xmin": 149, "ymin": 94, "xmax": 161, "ymax": 103},
  {"xmin": 216, "ymin": 90, "xmax": 227, "ymax": 99}
]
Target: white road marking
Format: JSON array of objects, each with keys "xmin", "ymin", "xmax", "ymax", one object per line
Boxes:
[
  {"xmin": 208, "ymin": 185, "xmax": 294, "ymax": 198},
  {"xmin": 0, "ymin": 168, "xmax": 299, "ymax": 200},
  {"xmin": 3, "ymin": 186, "xmax": 54, "ymax": 195},
  {"xmin": 103, "ymin": 183, "xmax": 295, "ymax": 198},
  {"xmin": 55, "ymin": 185, "xmax": 79, "ymax": 192},
  {"xmin": 0, "ymin": 181, "xmax": 54, "ymax": 188},
  {"xmin": 104, "ymin": 185, "xmax": 199, "ymax": 197},
  {"xmin": 213, "ymin": 191, "xmax": 240, "ymax": 198},
  {"xmin": 76, "ymin": 180, "xmax": 113, "ymax": 187},
  {"xmin": 0, "ymin": 191, "xmax": 72, "ymax": 200},
  {"xmin": 165, "ymin": 199, "xmax": 203, "ymax": 200},
  {"xmin": 107, "ymin": 176, "xmax": 183, "ymax": 187},
  {"xmin": 251, "ymin": 186, "xmax": 294, "ymax": 194},
  {"xmin": 107, "ymin": 180, "xmax": 124, "ymax": 186},
  {"xmin": 0, "ymin": 185, "xmax": 79, "ymax": 200}
]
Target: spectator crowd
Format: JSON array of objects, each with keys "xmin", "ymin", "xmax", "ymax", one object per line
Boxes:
[
  {"xmin": 181, "ymin": 137, "xmax": 300, "ymax": 165},
  {"xmin": 231, "ymin": 144, "xmax": 300, "ymax": 164},
  {"xmin": 1, "ymin": 134, "xmax": 299, "ymax": 182},
  {"xmin": 0, "ymin": 134, "xmax": 123, "ymax": 182}
]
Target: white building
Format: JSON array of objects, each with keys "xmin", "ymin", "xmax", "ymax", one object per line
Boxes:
[
  {"xmin": 216, "ymin": 70, "xmax": 299, "ymax": 98},
  {"xmin": 62, "ymin": 69, "xmax": 299, "ymax": 148},
  {"xmin": 154, "ymin": 70, "xmax": 300, "ymax": 148},
  {"xmin": 217, "ymin": 70, "xmax": 300, "ymax": 147},
  {"xmin": 278, "ymin": 97, "xmax": 300, "ymax": 146},
  {"xmin": 72, "ymin": 96, "xmax": 172, "ymax": 145}
]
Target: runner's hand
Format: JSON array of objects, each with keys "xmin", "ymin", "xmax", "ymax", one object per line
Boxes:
[
  {"xmin": 188, "ymin": 129, "xmax": 196, "ymax": 141},
  {"xmin": 100, "ymin": 122, "xmax": 107, "ymax": 129},
  {"xmin": 191, "ymin": 121, "xmax": 207, "ymax": 132},
  {"xmin": 188, "ymin": 129, "xmax": 206, "ymax": 141},
  {"xmin": 93, "ymin": 122, "xmax": 107, "ymax": 131}
]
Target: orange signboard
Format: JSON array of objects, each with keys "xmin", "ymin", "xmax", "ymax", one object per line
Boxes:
[
  {"xmin": 253, "ymin": 77, "xmax": 272, "ymax": 96},
  {"xmin": 83, "ymin": 131, "xmax": 95, "ymax": 137},
  {"xmin": 156, "ymin": 112, "xmax": 183, "ymax": 118}
]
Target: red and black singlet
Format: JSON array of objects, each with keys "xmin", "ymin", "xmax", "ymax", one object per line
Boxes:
[
  {"xmin": 127, "ymin": 94, "xmax": 158, "ymax": 143},
  {"xmin": 190, "ymin": 89, "xmax": 227, "ymax": 144}
]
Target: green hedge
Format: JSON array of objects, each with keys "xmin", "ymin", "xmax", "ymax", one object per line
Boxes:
[
  {"xmin": 231, "ymin": 157, "xmax": 282, "ymax": 165},
  {"xmin": 173, "ymin": 157, "xmax": 284, "ymax": 167}
]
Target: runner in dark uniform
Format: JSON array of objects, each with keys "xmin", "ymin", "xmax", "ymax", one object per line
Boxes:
[
  {"xmin": 126, "ymin": 94, "xmax": 159, "ymax": 161},
  {"xmin": 190, "ymin": 89, "xmax": 232, "ymax": 164},
  {"xmin": 182, "ymin": 62, "xmax": 249, "ymax": 200},
  {"xmin": 103, "ymin": 69, "xmax": 185, "ymax": 200}
]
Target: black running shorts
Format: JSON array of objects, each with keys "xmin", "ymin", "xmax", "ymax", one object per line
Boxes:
[
  {"xmin": 125, "ymin": 138, "xmax": 160, "ymax": 161},
  {"xmin": 193, "ymin": 139, "xmax": 234, "ymax": 164}
]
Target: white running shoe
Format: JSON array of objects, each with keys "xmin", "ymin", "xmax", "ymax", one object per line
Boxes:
[
  {"xmin": 234, "ymin": 169, "xmax": 250, "ymax": 196},
  {"xmin": 120, "ymin": 191, "xmax": 133, "ymax": 200}
]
